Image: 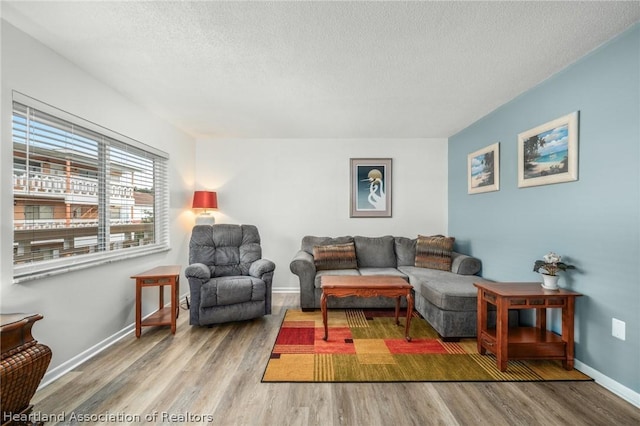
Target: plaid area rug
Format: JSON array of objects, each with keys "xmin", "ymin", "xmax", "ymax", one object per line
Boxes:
[{"xmin": 261, "ymin": 309, "xmax": 593, "ymax": 383}]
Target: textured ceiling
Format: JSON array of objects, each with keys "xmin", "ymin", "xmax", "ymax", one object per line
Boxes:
[{"xmin": 2, "ymin": 1, "xmax": 639, "ymax": 139}]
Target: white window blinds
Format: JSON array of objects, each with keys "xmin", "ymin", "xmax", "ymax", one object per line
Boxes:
[{"xmin": 12, "ymin": 93, "xmax": 169, "ymax": 282}]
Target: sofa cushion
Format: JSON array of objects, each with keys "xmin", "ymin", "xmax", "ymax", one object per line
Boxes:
[
  {"xmin": 415, "ymin": 268, "xmax": 490, "ymax": 311},
  {"xmin": 313, "ymin": 242, "xmax": 358, "ymax": 270},
  {"xmin": 354, "ymin": 235, "xmax": 396, "ymax": 268},
  {"xmin": 420, "ymin": 278, "xmax": 477, "ymax": 311},
  {"xmin": 301, "ymin": 236, "xmax": 354, "ymax": 255},
  {"xmin": 314, "ymin": 269, "xmax": 361, "ymax": 288},
  {"xmin": 394, "ymin": 237, "xmax": 416, "ymax": 266},
  {"xmin": 415, "ymin": 235, "xmax": 455, "ymax": 271},
  {"xmin": 358, "ymin": 267, "xmax": 409, "ymax": 280}
]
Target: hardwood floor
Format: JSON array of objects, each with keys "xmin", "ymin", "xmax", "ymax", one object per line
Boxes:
[{"xmin": 33, "ymin": 293, "xmax": 639, "ymax": 425}]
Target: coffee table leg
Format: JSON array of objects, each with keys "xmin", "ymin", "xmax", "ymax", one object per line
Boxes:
[
  {"xmin": 395, "ymin": 297, "xmax": 400, "ymax": 326},
  {"xmin": 405, "ymin": 291, "xmax": 413, "ymax": 342},
  {"xmin": 321, "ymin": 291, "xmax": 328, "ymax": 341}
]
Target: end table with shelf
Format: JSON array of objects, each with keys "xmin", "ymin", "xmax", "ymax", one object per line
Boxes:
[
  {"xmin": 131, "ymin": 265, "xmax": 181, "ymax": 338},
  {"xmin": 474, "ymin": 281, "xmax": 582, "ymax": 372}
]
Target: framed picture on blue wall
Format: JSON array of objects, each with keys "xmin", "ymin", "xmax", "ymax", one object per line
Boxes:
[
  {"xmin": 350, "ymin": 158, "xmax": 392, "ymax": 217},
  {"xmin": 468, "ymin": 142, "xmax": 500, "ymax": 194},
  {"xmin": 518, "ymin": 112, "xmax": 579, "ymax": 188}
]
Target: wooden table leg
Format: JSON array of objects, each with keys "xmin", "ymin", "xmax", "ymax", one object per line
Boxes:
[
  {"xmin": 135, "ymin": 281, "xmax": 142, "ymax": 338},
  {"xmin": 476, "ymin": 289, "xmax": 486, "ymax": 355},
  {"xmin": 175, "ymin": 276, "xmax": 180, "ymax": 319},
  {"xmin": 536, "ymin": 307, "xmax": 547, "ymax": 331},
  {"xmin": 477, "ymin": 289, "xmax": 487, "ymax": 355},
  {"xmin": 170, "ymin": 278, "xmax": 177, "ymax": 335},
  {"xmin": 159, "ymin": 284, "xmax": 165, "ymax": 311},
  {"xmin": 563, "ymin": 297, "xmax": 576, "ymax": 370},
  {"xmin": 405, "ymin": 291, "xmax": 413, "ymax": 342},
  {"xmin": 321, "ymin": 291, "xmax": 328, "ymax": 341},
  {"xmin": 394, "ymin": 296, "xmax": 400, "ymax": 326},
  {"xmin": 496, "ymin": 297, "xmax": 509, "ymax": 371}
]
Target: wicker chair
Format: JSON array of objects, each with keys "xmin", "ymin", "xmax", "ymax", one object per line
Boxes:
[{"xmin": 1, "ymin": 314, "xmax": 52, "ymax": 424}]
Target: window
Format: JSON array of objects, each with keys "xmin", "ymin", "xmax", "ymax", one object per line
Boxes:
[
  {"xmin": 24, "ymin": 205, "xmax": 54, "ymax": 221},
  {"xmin": 12, "ymin": 93, "xmax": 169, "ymax": 282}
]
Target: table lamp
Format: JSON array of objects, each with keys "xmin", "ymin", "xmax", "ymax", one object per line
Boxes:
[{"xmin": 192, "ymin": 191, "xmax": 218, "ymax": 225}]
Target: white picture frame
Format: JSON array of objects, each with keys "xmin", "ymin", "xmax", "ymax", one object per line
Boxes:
[
  {"xmin": 468, "ymin": 142, "xmax": 500, "ymax": 194},
  {"xmin": 518, "ymin": 112, "xmax": 579, "ymax": 188}
]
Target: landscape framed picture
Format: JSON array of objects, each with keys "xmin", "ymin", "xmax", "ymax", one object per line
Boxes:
[
  {"xmin": 518, "ymin": 111, "xmax": 579, "ymax": 188},
  {"xmin": 350, "ymin": 158, "xmax": 392, "ymax": 217},
  {"xmin": 468, "ymin": 142, "xmax": 500, "ymax": 194}
]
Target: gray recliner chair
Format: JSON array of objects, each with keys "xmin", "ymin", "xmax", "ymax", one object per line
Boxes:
[{"xmin": 185, "ymin": 224, "xmax": 275, "ymax": 326}]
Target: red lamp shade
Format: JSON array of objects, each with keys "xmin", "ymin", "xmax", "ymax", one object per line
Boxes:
[{"xmin": 192, "ymin": 191, "xmax": 218, "ymax": 209}]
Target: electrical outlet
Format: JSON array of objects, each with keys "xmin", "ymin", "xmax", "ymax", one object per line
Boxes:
[{"xmin": 612, "ymin": 318, "xmax": 626, "ymax": 341}]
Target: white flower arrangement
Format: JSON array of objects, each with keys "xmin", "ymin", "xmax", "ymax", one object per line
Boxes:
[{"xmin": 533, "ymin": 252, "xmax": 575, "ymax": 276}]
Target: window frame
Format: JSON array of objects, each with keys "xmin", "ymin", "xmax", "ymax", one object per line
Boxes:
[{"xmin": 12, "ymin": 92, "xmax": 170, "ymax": 283}]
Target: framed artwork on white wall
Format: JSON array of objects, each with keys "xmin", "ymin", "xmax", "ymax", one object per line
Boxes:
[{"xmin": 350, "ymin": 158, "xmax": 392, "ymax": 217}]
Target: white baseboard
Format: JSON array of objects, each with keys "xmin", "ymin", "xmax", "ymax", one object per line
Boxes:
[
  {"xmin": 574, "ymin": 360, "xmax": 640, "ymax": 408},
  {"xmin": 39, "ymin": 322, "xmax": 134, "ymax": 389},
  {"xmin": 272, "ymin": 287, "xmax": 299, "ymax": 293},
  {"xmin": 39, "ymin": 291, "xmax": 301, "ymax": 387},
  {"xmin": 39, "ymin": 293, "xmax": 190, "ymax": 389}
]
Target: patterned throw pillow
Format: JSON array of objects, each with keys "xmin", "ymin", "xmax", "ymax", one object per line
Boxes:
[
  {"xmin": 313, "ymin": 242, "xmax": 358, "ymax": 270},
  {"xmin": 414, "ymin": 235, "xmax": 455, "ymax": 271}
]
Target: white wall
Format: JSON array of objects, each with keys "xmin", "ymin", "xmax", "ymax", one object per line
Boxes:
[
  {"xmin": 195, "ymin": 138, "xmax": 448, "ymax": 290},
  {"xmin": 0, "ymin": 21, "xmax": 196, "ymax": 372}
]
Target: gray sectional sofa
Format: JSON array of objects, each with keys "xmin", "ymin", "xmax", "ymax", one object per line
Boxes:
[{"xmin": 290, "ymin": 235, "xmax": 503, "ymax": 339}]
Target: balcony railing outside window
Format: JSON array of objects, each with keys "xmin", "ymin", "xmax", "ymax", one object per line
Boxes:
[{"xmin": 12, "ymin": 94, "xmax": 169, "ymax": 282}]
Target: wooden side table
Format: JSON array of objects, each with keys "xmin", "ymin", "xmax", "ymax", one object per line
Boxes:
[
  {"xmin": 131, "ymin": 265, "xmax": 181, "ymax": 338},
  {"xmin": 1, "ymin": 313, "xmax": 52, "ymax": 425},
  {"xmin": 474, "ymin": 282, "xmax": 582, "ymax": 372}
]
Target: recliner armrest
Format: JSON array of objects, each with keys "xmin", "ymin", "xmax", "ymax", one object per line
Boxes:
[
  {"xmin": 185, "ymin": 263, "xmax": 212, "ymax": 280},
  {"xmin": 249, "ymin": 259, "xmax": 276, "ymax": 278}
]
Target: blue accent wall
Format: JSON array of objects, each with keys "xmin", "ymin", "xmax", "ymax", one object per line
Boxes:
[{"xmin": 448, "ymin": 24, "xmax": 639, "ymax": 392}]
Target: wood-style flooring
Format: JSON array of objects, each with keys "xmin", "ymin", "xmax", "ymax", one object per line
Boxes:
[{"xmin": 32, "ymin": 293, "xmax": 640, "ymax": 425}]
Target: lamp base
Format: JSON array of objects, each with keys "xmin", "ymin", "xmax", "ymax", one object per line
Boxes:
[{"xmin": 195, "ymin": 213, "xmax": 216, "ymax": 225}]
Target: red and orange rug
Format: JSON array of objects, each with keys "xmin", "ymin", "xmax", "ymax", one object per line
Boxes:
[{"xmin": 262, "ymin": 309, "xmax": 592, "ymax": 383}]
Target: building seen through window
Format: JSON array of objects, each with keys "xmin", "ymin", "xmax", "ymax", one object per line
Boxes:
[{"xmin": 12, "ymin": 98, "xmax": 169, "ymax": 279}]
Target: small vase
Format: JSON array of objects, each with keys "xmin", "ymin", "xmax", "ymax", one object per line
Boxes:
[{"xmin": 541, "ymin": 274, "xmax": 560, "ymax": 290}]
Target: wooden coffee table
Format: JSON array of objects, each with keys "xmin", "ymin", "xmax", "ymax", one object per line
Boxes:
[
  {"xmin": 474, "ymin": 281, "xmax": 582, "ymax": 372},
  {"xmin": 320, "ymin": 275, "xmax": 414, "ymax": 342}
]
